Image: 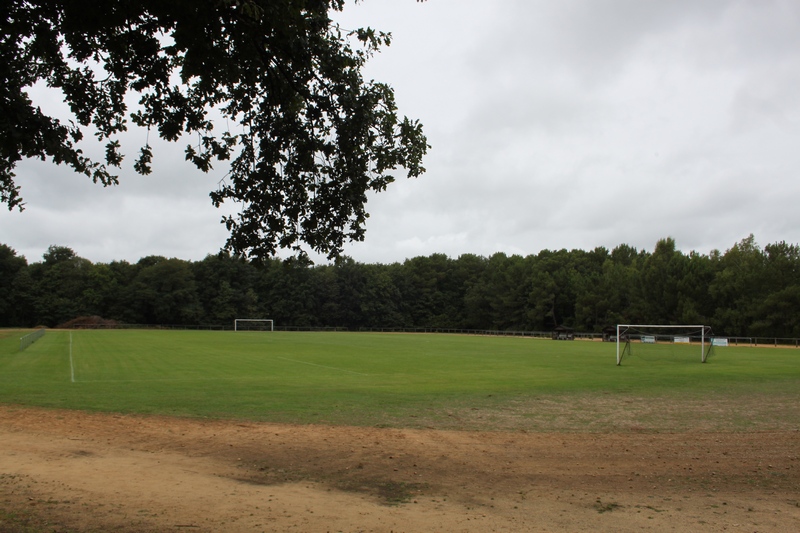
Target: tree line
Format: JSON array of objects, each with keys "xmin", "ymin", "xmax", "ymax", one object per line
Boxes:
[{"xmin": 1, "ymin": 235, "xmax": 799, "ymax": 338}]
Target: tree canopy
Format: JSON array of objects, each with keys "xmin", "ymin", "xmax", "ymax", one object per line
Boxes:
[
  {"xmin": 1, "ymin": 0, "xmax": 428, "ymax": 259},
  {"xmin": 4, "ymin": 235, "xmax": 800, "ymax": 340}
]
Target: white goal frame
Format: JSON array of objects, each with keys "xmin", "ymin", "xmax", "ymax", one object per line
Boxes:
[
  {"xmin": 616, "ymin": 324, "xmax": 707, "ymax": 365},
  {"xmin": 234, "ymin": 319, "xmax": 274, "ymax": 331}
]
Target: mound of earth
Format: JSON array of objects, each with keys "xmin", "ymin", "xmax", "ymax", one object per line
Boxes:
[
  {"xmin": 1, "ymin": 405, "xmax": 798, "ymax": 532},
  {"xmin": 56, "ymin": 316, "xmax": 119, "ymax": 329}
]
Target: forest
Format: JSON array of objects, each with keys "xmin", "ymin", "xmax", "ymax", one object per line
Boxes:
[{"xmin": 1, "ymin": 235, "xmax": 799, "ymax": 338}]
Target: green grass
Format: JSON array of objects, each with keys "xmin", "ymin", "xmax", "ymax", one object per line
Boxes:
[{"xmin": 1, "ymin": 329, "xmax": 799, "ymax": 431}]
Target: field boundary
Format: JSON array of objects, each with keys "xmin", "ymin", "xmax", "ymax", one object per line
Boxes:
[{"xmin": 43, "ymin": 323, "xmax": 800, "ymax": 348}]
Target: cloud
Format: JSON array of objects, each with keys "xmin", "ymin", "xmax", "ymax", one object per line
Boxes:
[{"xmin": 3, "ymin": 0, "xmax": 800, "ymax": 265}]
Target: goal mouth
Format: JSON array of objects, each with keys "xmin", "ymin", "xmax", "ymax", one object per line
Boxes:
[
  {"xmin": 615, "ymin": 324, "xmax": 713, "ymax": 365},
  {"xmin": 234, "ymin": 319, "xmax": 274, "ymax": 332}
]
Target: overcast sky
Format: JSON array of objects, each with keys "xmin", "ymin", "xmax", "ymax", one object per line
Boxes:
[{"xmin": 3, "ymin": 0, "xmax": 800, "ymax": 265}]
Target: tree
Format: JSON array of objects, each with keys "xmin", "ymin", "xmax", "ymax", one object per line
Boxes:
[
  {"xmin": 130, "ymin": 257, "xmax": 202, "ymax": 324},
  {"xmin": 358, "ymin": 263, "xmax": 403, "ymax": 328},
  {"xmin": 193, "ymin": 253, "xmax": 259, "ymax": 324},
  {"xmin": 7, "ymin": 267, "xmax": 36, "ymax": 326},
  {"xmin": 709, "ymin": 234, "xmax": 766, "ymax": 336},
  {"xmin": 751, "ymin": 241, "xmax": 800, "ymax": 336},
  {"xmin": 639, "ymin": 237, "xmax": 688, "ymax": 323},
  {"xmin": 42, "ymin": 245, "xmax": 77, "ymax": 265},
  {"xmin": 396, "ymin": 254, "xmax": 455, "ymax": 328},
  {"xmin": 30, "ymin": 247, "xmax": 96, "ymax": 326},
  {"xmin": 572, "ymin": 247, "xmax": 610, "ymax": 331},
  {"xmin": 0, "ymin": 244, "xmax": 27, "ymax": 324},
  {"xmin": 1, "ymin": 0, "xmax": 428, "ymax": 259},
  {"xmin": 481, "ymin": 253, "xmax": 531, "ymax": 330}
]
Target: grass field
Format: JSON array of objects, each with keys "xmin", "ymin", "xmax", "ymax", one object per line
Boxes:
[{"xmin": 1, "ymin": 328, "xmax": 799, "ymax": 431}]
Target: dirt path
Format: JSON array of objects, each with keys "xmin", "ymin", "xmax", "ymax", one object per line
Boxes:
[{"xmin": 1, "ymin": 405, "xmax": 799, "ymax": 532}]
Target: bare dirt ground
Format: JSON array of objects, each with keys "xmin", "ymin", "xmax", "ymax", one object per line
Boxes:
[{"xmin": 1, "ymin": 405, "xmax": 799, "ymax": 532}]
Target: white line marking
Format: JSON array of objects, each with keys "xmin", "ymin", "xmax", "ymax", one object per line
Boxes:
[
  {"xmin": 68, "ymin": 377, "xmax": 272, "ymax": 384},
  {"xmin": 276, "ymin": 357, "xmax": 369, "ymax": 376},
  {"xmin": 69, "ymin": 331, "xmax": 75, "ymax": 383}
]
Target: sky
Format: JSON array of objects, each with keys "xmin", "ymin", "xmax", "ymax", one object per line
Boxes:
[{"xmin": 3, "ymin": 0, "xmax": 800, "ymax": 265}]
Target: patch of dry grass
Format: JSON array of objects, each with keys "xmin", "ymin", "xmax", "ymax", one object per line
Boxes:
[{"xmin": 385, "ymin": 392, "xmax": 800, "ymax": 433}]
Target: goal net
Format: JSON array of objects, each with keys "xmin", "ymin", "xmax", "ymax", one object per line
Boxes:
[
  {"xmin": 19, "ymin": 328, "xmax": 46, "ymax": 351},
  {"xmin": 234, "ymin": 319, "xmax": 274, "ymax": 332},
  {"xmin": 615, "ymin": 324, "xmax": 713, "ymax": 365}
]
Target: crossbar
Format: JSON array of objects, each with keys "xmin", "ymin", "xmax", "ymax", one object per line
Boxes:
[{"xmin": 234, "ymin": 319, "xmax": 274, "ymax": 332}]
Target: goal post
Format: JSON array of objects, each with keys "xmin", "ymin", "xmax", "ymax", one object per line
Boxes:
[
  {"xmin": 234, "ymin": 319, "xmax": 274, "ymax": 332},
  {"xmin": 616, "ymin": 324, "xmax": 710, "ymax": 365}
]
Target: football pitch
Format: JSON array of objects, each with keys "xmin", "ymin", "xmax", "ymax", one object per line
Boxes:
[{"xmin": 1, "ymin": 329, "xmax": 799, "ymax": 431}]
